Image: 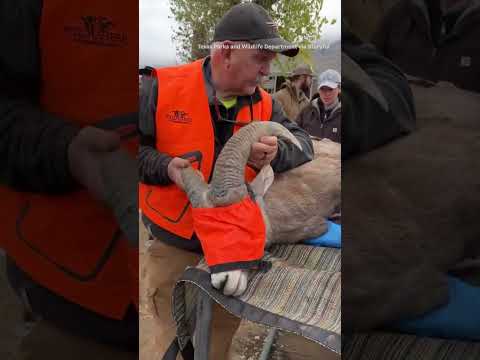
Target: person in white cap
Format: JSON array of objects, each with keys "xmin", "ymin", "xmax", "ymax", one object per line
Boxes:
[{"xmin": 296, "ymin": 69, "xmax": 341, "ymax": 143}]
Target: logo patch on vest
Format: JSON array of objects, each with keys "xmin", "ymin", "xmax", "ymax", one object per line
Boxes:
[
  {"xmin": 460, "ymin": 56, "xmax": 471, "ymax": 67},
  {"xmin": 64, "ymin": 16, "xmax": 128, "ymax": 47},
  {"xmin": 166, "ymin": 110, "xmax": 192, "ymax": 124}
]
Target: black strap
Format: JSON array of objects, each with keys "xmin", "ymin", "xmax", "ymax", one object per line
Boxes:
[
  {"xmin": 194, "ymin": 293, "xmax": 213, "ymax": 360},
  {"xmin": 162, "ymin": 338, "xmax": 194, "ymax": 360},
  {"xmin": 162, "ymin": 292, "xmax": 212, "ymax": 360},
  {"xmin": 181, "ymin": 341, "xmax": 195, "ymax": 360}
]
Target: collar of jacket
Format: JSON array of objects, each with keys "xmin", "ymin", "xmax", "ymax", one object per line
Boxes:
[
  {"xmin": 202, "ymin": 56, "xmax": 262, "ymax": 108},
  {"xmin": 450, "ymin": 0, "xmax": 480, "ymax": 35},
  {"xmin": 281, "ymin": 79, "xmax": 307, "ymax": 103},
  {"xmin": 410, "ymin": 0, "xmax": 432, "ymax": 35},
  {"xmin": 312, "ymin": 98, "xmax": 341, "ymax": 117},
  {"xmin": 410, "ymin": 0, "xmax": 480, "ymax": 40}
]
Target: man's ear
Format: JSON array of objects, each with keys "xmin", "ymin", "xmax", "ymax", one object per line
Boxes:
[{"xmin": 249, "ymin": 165, "xmax": 274, "ymax": 197}]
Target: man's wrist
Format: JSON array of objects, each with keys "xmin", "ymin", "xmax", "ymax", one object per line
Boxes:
[
  {"xmin": 270, "ymin": 139, "xmax": 284, "ymax": 169},
  {"xmin": 159, "ymin": 155, "xmax": 174, "ymax": 185},
  {"xmin": 63, "ymin": 124, "xmax": 83, "ymax": 190}
]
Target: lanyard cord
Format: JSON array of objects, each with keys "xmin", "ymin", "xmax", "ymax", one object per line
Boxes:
[{"xmin": 213, "ymin": 95, "xmax": 254, "ymax": 126}]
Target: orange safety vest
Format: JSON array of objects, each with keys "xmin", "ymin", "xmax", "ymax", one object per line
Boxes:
[
  {"xmin": 0, "ymin": 0, "xmax": 138, "ymax": 319},
  {"xmin": 139, "ymin": 59, "xmax": 272, "ymax": 241}
]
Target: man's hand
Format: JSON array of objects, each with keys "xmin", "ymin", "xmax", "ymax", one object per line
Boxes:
[
  {"xmin": 248, "ymin": 136, "xmax": 278, "ymax": 170},
  {"xmin": 101, "ymin": 149, "xmax": 138, "ymax": 246},
  {"xmin": 68, "ymin": 127, "xmax": 138, "ymax": 245},
  {"xmin": 167, "ymin": 157, "xmax": 191, "ymax": 190},
  {"xmin": 68, "ymin": 126, "xmax": 120, "ymax": 200},
  {"xmin": 211, "ymin": 270, "xmax": 248, "ymax": 297}
]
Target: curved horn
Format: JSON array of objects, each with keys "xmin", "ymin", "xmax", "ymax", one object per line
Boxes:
[
  {"xmin": 180, "ymin": 167, "xmax": 210, "ymax": 208},
  {"xmin": 209, "ymin": 122, "xmax": 302, "ymax": 205}
]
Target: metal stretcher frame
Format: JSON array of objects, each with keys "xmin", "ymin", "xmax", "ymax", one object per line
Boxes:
[{"xmin": 165, "ymin": 266, "xmax": 341, "ymax": 359}]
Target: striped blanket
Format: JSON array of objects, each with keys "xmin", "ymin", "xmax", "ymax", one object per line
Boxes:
[
  {"xmin": 170, "ymin": 244, "xmax": 480, "ymax": 358},
  {"xmin": 344, "ymin": 332, "xmax": 480, "ymax": 359},
  {"xmin": 172, "ymin": 244, "xmax": 341, "ymax": 354}
]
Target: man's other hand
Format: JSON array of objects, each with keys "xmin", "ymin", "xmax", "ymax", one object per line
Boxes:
[
  {"xmin": 248, "ymin": 136, "xmax": 278, "ymax": 170},
  {"xmin": 68, "ymin": 126, "xmax": 120, "ymax": 200},
  {"xmin": 167, "ymin": 157, "xmax": 192, "ymax": 190}
]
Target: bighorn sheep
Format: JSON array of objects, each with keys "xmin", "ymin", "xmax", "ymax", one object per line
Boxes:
[
  {"xmin": 343, "ymin": 81, "xmax": 480, "ymax": 332},
  {"xmin": 180, "ymin": 121, "xmax": 341, "ymax": 245},
  {"xmin": 179, "ymin": 122, "xmax": 341, "ymax": 296},
  {"xmin": 341, "ymin": 0, "xmax": 480, "ymax": 335}
]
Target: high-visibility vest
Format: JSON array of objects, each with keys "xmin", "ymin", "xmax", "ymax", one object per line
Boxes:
[
  {"xmin": 139, "ymin": 59, "xmax": 272, "ymax": 241},
  {"xmin": 0, "ymin": 0, "xmax": 138, "ymax": 319}
]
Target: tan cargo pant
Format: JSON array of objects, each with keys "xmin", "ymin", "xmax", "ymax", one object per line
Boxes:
[{"xmin": 141, "ymin": 239, "xmax": 241, "ymax": 360}]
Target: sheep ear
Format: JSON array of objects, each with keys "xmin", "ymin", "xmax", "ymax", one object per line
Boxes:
[{"xmin": 250, "ymin": 165, "xmax": 274, "ymax": 197}]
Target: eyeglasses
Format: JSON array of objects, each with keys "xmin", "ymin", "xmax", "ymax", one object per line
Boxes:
[{"xmin": 213, "ymin": 96, "xmax": 254, "ymax": 127}]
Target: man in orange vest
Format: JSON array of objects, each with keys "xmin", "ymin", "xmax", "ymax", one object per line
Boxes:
[
  {"xmin": 0, "ymin": 0, "xmax": 138, "ymax": 351},
  {"xmin": 139, "ymin": 3, "xmax": 314, "ymax": 358}
]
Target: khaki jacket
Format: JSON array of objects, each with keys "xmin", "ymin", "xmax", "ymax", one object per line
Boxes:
[{"xmin": 273, "ymin": 80, "xmax": 310, "ymax": 121}]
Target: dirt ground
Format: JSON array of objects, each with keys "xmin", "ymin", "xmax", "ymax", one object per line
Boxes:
[
  {"xmin": 139, "ymin": 221, "xmax": 339, "ymax": 360},
  {"xmin": 230, "ymin": 321, "xmax": 339, "ymax": 360}
]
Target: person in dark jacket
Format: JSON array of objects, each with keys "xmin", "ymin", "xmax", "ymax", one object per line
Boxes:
[
  {"xmin": 0, "ymin": 0, "xmax": 138, "ymax": 351},
  {"xmin": 372, "ymin": 0, "xmax": 480, "ymax": 93},
  {"xmin": 341, "ymin": 24, "xmax": 416, "ymax": 158},
  {"xmin": 296, "ymin": 69, "xmax": 342, "ymax": 143}
]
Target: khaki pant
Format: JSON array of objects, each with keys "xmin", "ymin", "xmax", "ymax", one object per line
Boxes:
[{"xmin": 141, "ymin": 239, "xmax": 241, "ymax": 360}]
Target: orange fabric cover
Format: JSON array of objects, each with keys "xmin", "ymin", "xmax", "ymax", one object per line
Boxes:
[{"xmin": 192, "ymin": 197, "xmax": 266, "ymax": 268}]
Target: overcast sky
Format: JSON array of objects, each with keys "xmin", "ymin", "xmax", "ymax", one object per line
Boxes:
[{"xmin": 139, "ymin": 0, "xmax": 341, "ymax": 68}]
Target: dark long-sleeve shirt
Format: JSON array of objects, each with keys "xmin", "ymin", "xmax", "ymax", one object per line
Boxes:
[
  {"xmin": 139, "ymin": 56, "xmax": 314, "ymax": 185},
  {"xmin": 341, "ymin": 26, "xmax": 416, "ymax": 159},
  {"xmin": 0, "ymin": 0, "xmax": 80, "ymax": 193}
]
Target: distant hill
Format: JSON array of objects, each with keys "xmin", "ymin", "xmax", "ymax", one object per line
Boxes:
[
  {"xmin": 264, "ymin": 37, "xmax": 341, "ymax": 94},
  {"xmin": 313, "ymin": 39, "xmax": 341, "ymax": 74}
]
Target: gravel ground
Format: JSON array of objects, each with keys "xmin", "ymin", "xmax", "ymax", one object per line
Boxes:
[
  {"xmin": 139, "ymin": 220, "xmax": 339, "ymax": 360},
  {"xmin": 230, "ymin": 321, "xmax": 339, "ymax": 360}
]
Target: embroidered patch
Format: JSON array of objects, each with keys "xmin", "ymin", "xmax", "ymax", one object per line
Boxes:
[
  {"xmin": 166, "ymin": 110, "xmax": 192, "ymax": 124},
  {"xmin": 460, "ymin": 56, "xmax": 471, "ymax": 67},
  {"xmin": 64, "ymin": 16, "xmax": 128, "ymax": 47}
]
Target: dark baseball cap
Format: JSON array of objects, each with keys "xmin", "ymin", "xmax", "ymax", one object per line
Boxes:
[{"xmin": 213, "ymin": 3, "xmax": 299, "ymax": 57}]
